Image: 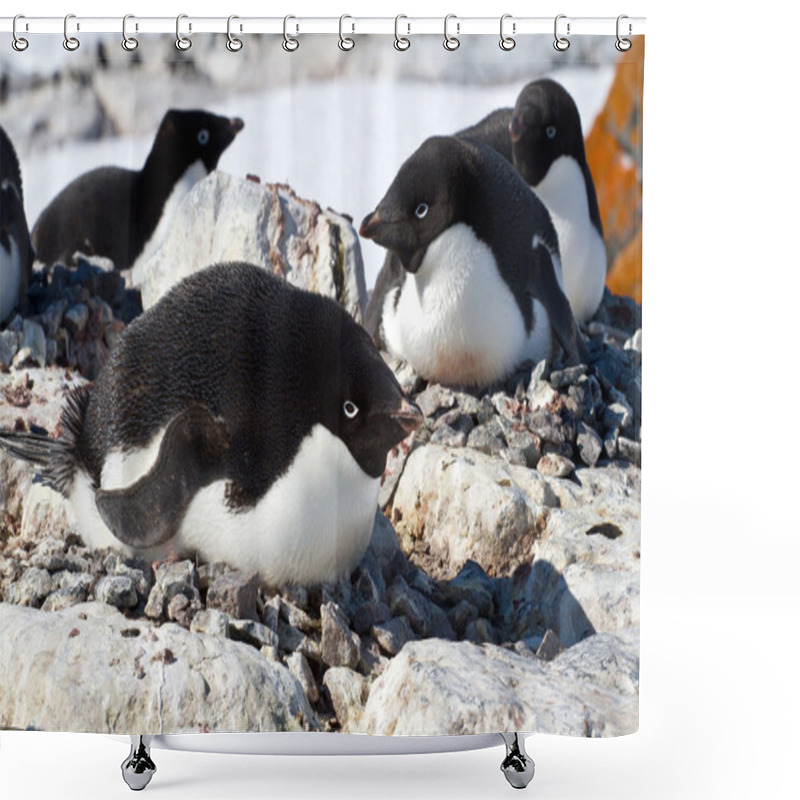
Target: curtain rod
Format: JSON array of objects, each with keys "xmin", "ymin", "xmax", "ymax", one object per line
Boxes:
[{"xmin": 0, "ymin": 16, "xmax": 646, "ymax": 37}]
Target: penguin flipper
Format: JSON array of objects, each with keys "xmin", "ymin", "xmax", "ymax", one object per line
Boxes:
[
  {"xmin": 95, "ymin": 404, "xmax": 231, "ymax": 549},
  {"xmin": 364, "ymin": 250, "xmax": 405, "ymax": 345},
  {"xmin": 529, "ymin": 244, "xmax": 589, "ymax": 366}
]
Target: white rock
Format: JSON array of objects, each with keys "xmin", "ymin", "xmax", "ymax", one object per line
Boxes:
[
  {"xmin": 0, "ymin": 602, "xmax": 318, "ymax": 733},
  {"xmin": 390, "ymin": 445, "xmax": 556, "ymax": 579},
  {"xmin": 361, "ymin": 635, "xmax": 638, "ymax": 737},
  {"xmin": 133, "ymin": 172, "xmax": 368, "ymax": 322}
]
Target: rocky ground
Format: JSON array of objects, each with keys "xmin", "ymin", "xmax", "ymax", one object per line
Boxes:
[{"xmin": 0, "ymin": 172, "xmax": 640, "ymax": 737}]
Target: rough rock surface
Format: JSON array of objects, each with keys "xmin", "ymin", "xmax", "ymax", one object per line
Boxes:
[
  {"xmin": 361, "ymin": 631, "xmax": 639, "ymax": 737},
  {"xmin": 132, "ymin": 172, "xmax": 368, "ymax": 320},
  {"xmin": 0, "ymin": 602, "xmax": 316, "ymax": 733}
]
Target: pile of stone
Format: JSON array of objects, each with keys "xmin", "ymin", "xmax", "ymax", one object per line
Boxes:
[{"xmin": 0, "ymin": 254, "xmax": 142, "ymax": 379}]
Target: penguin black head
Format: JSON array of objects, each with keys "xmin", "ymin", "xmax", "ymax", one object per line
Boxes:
[
  {"xmin": 152, "ymin": 109, "xmax": 245, "ymax": 174},
  {"xmin": 509, "ymin": 78, "xmax": 586, "ymax": 186},
  {"xmin": 360, "ymin": 136, "xmax": 471, "ymax": 274},
  {"xmin": 309, "ymin": 302, "xmax": 423, "ymax": 477}
]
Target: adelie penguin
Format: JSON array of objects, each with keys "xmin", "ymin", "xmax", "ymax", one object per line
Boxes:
[
  {"xmin": 0, "ymin": 263, "xmax": 422, "ymax": 587},
  {"xmin": 0, "ymin": 126, "xmax": 35, "ymax": 323},
  {"xmin": 361, "ymin": 135, "xmax": 587, "ymax": 388},
  {"xmin": 510, "ymin": 78, "xmax": 607, "ymax": 324},
  {"xmin": 31, "ymin": 109, "xmax": 244, "ymax": 271}
]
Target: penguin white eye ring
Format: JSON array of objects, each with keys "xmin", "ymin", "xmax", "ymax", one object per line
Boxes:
[
  {"xmin": 415, "ymin": 203, "xmax": 429, "ymax": 219},
  {"xmin": 546, "ymin": 125, "xmax": 557, "ymax": 139},
  {"xmin": 343, "ymin": 400, "xmax": 359, "ymax": 419},
  {"xmin": 198, "ymin": 129, "xmax": 210, "ymax": 145}
]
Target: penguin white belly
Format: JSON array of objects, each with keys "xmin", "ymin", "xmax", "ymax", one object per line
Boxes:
[
  {"xmin": 180, "ymin": 424, "xmax": 379, "ymax": 586},
  {"xmin": 130, "ymin": 159, "xmax": 208, "ymax": 281},
  {"xmin": 382, "ymin": 222, "xmax": 552, "ymax": 386},
  {"xmin": 69, "ymin": 423, "xmax": 379, "ymax": 586},
  {"xmin": 534, "ymin": 156, "xmax": 607, "ymax": 324},
  {"xmin": 0, "ymin": 238, "xmax": 21, "ymax": 323}
]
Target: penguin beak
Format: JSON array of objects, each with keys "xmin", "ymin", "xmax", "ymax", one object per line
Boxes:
[
  {"xmin": 229, "ymin": 117, "xmax": 245, "ymax": 135},
  {"xmin": 359, "ymin": 210, "xmax": 383, "ymax": 240},
  {"xmin": 390, "ymin": 397, "xmax": 424, "ymax": 435},
  {"xmin": 510, "ymin": 114, "xmax": 525, "ymax": 142}
]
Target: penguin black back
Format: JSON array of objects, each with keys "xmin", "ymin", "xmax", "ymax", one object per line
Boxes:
[
  {"xmin": 31, "ymin": 109, "xmax": 244, "ymax": 269},
  {"xmin": 79, "ymin": 263, "xmax": 413, "ymax": 506}
]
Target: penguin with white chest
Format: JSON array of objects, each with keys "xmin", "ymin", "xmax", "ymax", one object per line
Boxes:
[
  {"xmin": 0, "ymin": 126, "xmax": 34, "ymax": 323},
  {"xmin": 0, "ymin": 263, "xmax": 422, "ymax": 587},
  {"xmin": 510, "ymin": 78, "xmax": 607, "ymax": 324},
  {"xmin": 361, "ymin": 135, "xmax": 586, "ymax": 388},
  {"xmin": 31, "ymin": 109, "xmax": 244, "ymax": 271}
]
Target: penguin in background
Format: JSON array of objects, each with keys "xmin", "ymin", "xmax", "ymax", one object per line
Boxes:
[
  {"xmin": 360, "ymin": 135, "xmax": 586, "ymax": 389},
  {"xmin": 1, "ymin": 126, "xmax": 35, "ymax": 323},
  {"xmin": 31, "ymin": 109, "xmax": 244, "ymax": 271},
  {"xmin": 509, "ymin": 78, "xmax": 607, "ymax": 324},
  {"xmin": 365, "ymin": 78, "xmax": 606, "ymax": 339},
  {"xmin": 0, "ymin": 263, "xmax": 422, "ymax": 588}
]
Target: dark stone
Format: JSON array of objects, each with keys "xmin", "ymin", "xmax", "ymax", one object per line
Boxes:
[
  {"xmin": 576, "ymin": 422, "xmax": 603, "ymax": 467},
  {"xmin": 321, "ymin": 601, "xmax": 361, "ymax": 669},
  {"xmin": 536, "ymin": 629, "xmax": 563, "ymax": 661},
  {"xmin": 448, "ymin": 599, "xmax": 479, "ymax": 635},
  {"xmin": 352, "ymin": 601, "xmax": 391, "ymax": 635},
  {"xmin": 437, "ymin": 560, "xmax": 494, "ymax": 617},
  {"xmin": 229, "ymin": 618, "xmax": 279, "ymax": 649},
  {"xmin": 549, "ymin": 364, "xmax": 589, "ymax": 389},
  {"xmin": 372, "ymin": 616, "xmax": 416, "ymax": 656},
  {"xmin": 206, "ymin": 570, "xmax": 258, "ymax": 621},
  {"xmin": 95, "ymin": 575, "xmax": 138, "ymax": 609}
]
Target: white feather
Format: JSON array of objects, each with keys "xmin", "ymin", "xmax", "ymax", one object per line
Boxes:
[
  {"xmin": 68, "ymin": 423, "xmax": 379, "ymax": 586},
  {"xmin": 533, "ymin": 155, "xmax": 607, "ymax": 324},
  {"xmin": 382, "ymin": 222, "xmax": 552, "ymax": 386}
]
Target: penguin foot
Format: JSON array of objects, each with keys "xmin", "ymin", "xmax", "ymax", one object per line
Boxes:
[
  {"xmin": 121, "ymin": 735, "xmax": 156, "ymax": 791},
  {"xmin": 500, "ymin": 733, "xmax": 535, "ymax": 789}
]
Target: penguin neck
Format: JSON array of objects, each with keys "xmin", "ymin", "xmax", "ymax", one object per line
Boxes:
[{"xmin": 137, "ymin": 146, "xmax": 208, "ymax": 244}]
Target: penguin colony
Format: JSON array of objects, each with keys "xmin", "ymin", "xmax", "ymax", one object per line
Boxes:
[{"xmin": 1, "ymin": 77, "xmax": 609, "ymax": 587}]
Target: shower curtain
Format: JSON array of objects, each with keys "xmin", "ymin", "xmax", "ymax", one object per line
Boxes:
[{"xmin": 0, "ymin": 27, "xmax": 643, "ymax": 739}]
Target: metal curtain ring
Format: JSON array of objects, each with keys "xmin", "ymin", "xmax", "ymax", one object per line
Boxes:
[
  {"xmin": 227, "ymin": 15, "xmax": 243, "ymax": 51},
  {"xmin": 176, "ymin": 14, "xmax": 192, "ymax": 51},
  {"xmin": 338, "ymin": 14, "xmax": 355, "ymax": 51},
  {"xmin": 443, "ymin": 14, "xmax": 460, "ymax": 51},
  {"xmin": 394, "ymin": 15, "xmax": 410, "ymax": 51},
  {"xmin": 12, "ymin": 14, "xmax": 29, "ymax": 51},
  {"xmin": 283, "ymin": 15, "xmax": 299, "ymax": 52},
  {"xmin": 615, "ymin": 15, "xmax": 632, "ymax": 51},
  {"xmin": 499, "ymin": 14, "xmax": 516, "ymax": 51},
  {"xmin": 554, "ymin": 14, "xmax": 570, "ymax": 51},
  {"xmin": 122, "ymin": 14, "xmax": 138, "ymax": 51},
  {"xmin": 63, "ymin": 13, "xmax": 80, "ymax": 51}
]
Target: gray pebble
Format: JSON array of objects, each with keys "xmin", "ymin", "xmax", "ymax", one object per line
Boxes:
[
  {"xmin": 41, "ymin": 586, "xmax": 87, "ymax": 612},
  {"xmin": 8, "ymin": 568, "xmax": 54, "ymax": 607},
  {"xmin": 190, "ymin": 608, "xmax": 230, "ymax": 638},
  {"xmin": 280, "ymin": 598, "xmax": 315, "ymax": 633},
  {"xmin": 549, "ymin": 364, "xmax": 588, "ymax": 390},
  {"xmin": 576, "ymin": 422, "xmax": 603, "ymax": 467},
  {"xmin": 414, "ymin": 384, "xmax": 455, "ymax": 418},
  {"xmin": 321, "ymin": 602, "xmax": 361, "ymax": 669},
  {"xmin": 286, "ymin": 651, "xmax": 319, "ymax": 703},
  {"xmin": 95, "ymin": 575, "xmax": 138, "ymax": 609},
  {"xmin": 467, "ymin": 423, "xmax": 505, "ymax": 457},
  {"xmin": 229, "ymin": 618, "xmax": 279, "ymax": 649},
  {"xmin": 448, "ymin": 599, "xmax": 479, "ymax": 635},
  {"xmin": 536, "ymin": 453, "xmax": 575, "ymax": 478},
  {"xmin": 154, "ymin": 561, "xmax": 200, "ymax": 603},
  {"xmin": 351, "ymin": 601, "xmax": 391, "ymax": 636},
  {"xmin": 63, "ymin": 304, "xmax": 89, "ymax": 334},
  {"xmin": 464, "ymin": 618, "xmax": 498, "ymax": 644},
  {"xmin": 430, "ymin": 424, "xmax": 467, "ymax": 448},
  {"xmin": 387, "ymin": 575, "xmax": 431, "ymax": 637},
  {"xmin": 504, "ymin": 428, "xmax": 541, "ymax": 467},
  {"xmin": 618, "ymin": 437, "xmax": 641, "ymax": 466},
  {"xmin": 206, "ymin": 570, "xmax": 258, "ymax": 621},
  {"xmin": 439, "ymin": 560, "xmax": 494, "ymax": 617},
  {"xmin": 371, "ymin": 616, "xmax": 416, "ymax": 656},
  {"xmin": 475, "ymin": 395, "xmax": 495, "ymax": 425},
  {"xmin": 0, "ymin": 330, "xmax": 21, "ymax": 368}
]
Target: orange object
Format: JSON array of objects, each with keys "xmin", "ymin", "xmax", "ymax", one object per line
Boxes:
[{"xmin": 585, "ymin": 37, "xmax": 645, "ymax": 303}]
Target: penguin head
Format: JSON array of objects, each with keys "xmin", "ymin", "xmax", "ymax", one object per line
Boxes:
[
  {"xmin": 509, "ymin": 79, "xmax": 585, "ymax": 186},
  {"xmin": 154, "ymin": 109, "xmax": 245, "ymax": 174},
  {"xmin": 314, "ymin": 307, "xmax": 423, "ymax": 478},
  {"xmin": 360, "ymin": 136, "xmax": 469, "ymax": 274}
]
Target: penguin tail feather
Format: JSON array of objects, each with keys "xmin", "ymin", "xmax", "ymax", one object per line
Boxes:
[{"xmin": 0, "ymin": 385, "xmax": 90, "ymax": 495}]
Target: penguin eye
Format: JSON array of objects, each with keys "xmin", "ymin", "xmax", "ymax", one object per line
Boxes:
[
  {"xmin": 343, "ymin": 400, "xmax": 359, "ymax": 419},
  {"xmin": 414, "ymin": 203, "xmax": 429, "ymax": 220},
  {"xmin": 545, "ymin": 125, "xmax": 557, "ymax": 139},
  {"xmin": 198, "ymin": 129, "xmax": 210, "ymax": 145}
]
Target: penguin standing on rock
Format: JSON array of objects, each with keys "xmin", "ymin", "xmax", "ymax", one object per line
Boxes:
[
  {"xmin": 0, "ymin": 263, "xmax": 422, "ymax": 587},
  {"xmin": 509, "ymin": 78, "xmax": 607, "ymax": 324},
  {"xmin": 361, "ymin": 135, "xmax": 586, "ymax": 388},
  {"xmin": 31, "ymin": 109, "xmax": 244, "ymax": 271},
  {"xmin": 0, "ymin": 126, "xmax": 35, "ymax": 323}
]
